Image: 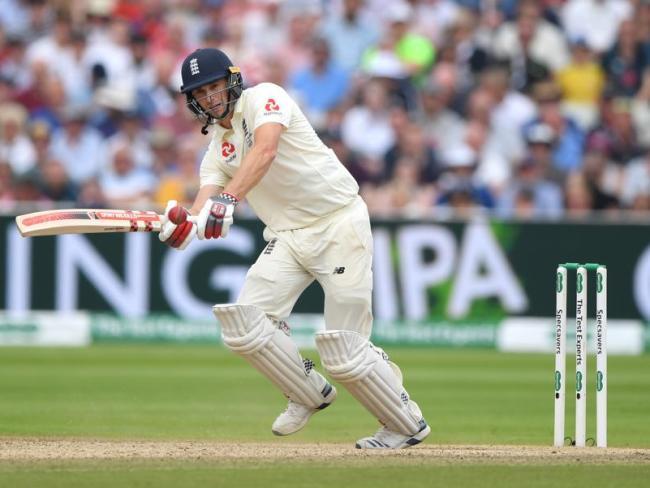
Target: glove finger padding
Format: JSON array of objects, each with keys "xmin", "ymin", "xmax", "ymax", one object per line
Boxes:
[
  {"xmin": 197, "ymin": 195, "xmax": 236, "ymax": 240},
  {"xmin": 159, "ymin": 200, "xmax": 180, "ymax": 242},
  {"xmin": 167, "ymin": 220, "xmax": 196, "ymax": 249},
  {"xmin": 159, "ymin": 200, "xmax": 196, "ymax": 249}
]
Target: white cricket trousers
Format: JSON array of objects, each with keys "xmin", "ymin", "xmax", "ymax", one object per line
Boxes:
[{"xmin": 237, "ymin": 196, "xmax": 373, "ymax": 338}]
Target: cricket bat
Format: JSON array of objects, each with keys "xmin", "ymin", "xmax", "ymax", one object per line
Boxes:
[{"xmin": 15, "ymin": 209, "xmax": 194, "ymax": 237}]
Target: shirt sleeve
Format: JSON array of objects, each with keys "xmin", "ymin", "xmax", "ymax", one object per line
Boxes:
[
  {"xmin": 248, "ymin": 83, "xmax": 293, "ymax": 131},
  {"xmin": 199, "ymin": 137, "xmax": 230, "ymax": 188}
]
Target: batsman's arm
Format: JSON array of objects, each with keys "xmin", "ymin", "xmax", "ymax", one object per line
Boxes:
[{"xmin": 192, "ymin": 123, "xmax": 282, "ymax": 240}]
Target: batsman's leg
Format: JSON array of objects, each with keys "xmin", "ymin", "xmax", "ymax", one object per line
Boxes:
[
  {"xmin": 215, "ymin": 235, "xmax": 335, "ymax": 436},
  {"xmin": 314, "ymin": 199, "xmax": 429, "ymax": 448},
  {"xmin": 316, "ymin": 329, "xmax": 429, "ymax": 448}
]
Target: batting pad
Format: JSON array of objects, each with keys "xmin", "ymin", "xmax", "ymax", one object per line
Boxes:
[
  {"xmin": 316, "ymin": 330, "xmax": 423, "ymax": 435},
  {"xmin": 213, "ymin": 304, "xmax": 332, "ymax": 409}
]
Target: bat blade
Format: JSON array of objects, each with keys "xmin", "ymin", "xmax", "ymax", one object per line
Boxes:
[{"xmin": 15, "ymin": 209, "xmax": 164, "ymax": 237}]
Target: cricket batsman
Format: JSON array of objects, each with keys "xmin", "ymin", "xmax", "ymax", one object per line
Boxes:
[{"xmin": 158, "ymin": 48, "xmax": 430, "ymax": 449}]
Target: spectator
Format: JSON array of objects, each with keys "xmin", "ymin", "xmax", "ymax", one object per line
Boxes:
[
  {"xmin": 273, "ymin": 9, "xmax": 321, "ymax": 76},
  {"xmin": 320, "ymin": 128, "xmax": 377, "ymax": 185},
  {"xmin": 380, "ymin": 155, "xmax": 437, "ymax": 216},
  {"xmin": 106, "ymin": 111, "xmax": 154, "ymax": 169},
  {"xmin": 561, "ymin": 0, "xmax": 632, "ymax": 54},
  {"xmin": 129, "ymin": 32, "xmax": 159, "ymax": 119},
  {"xmin": 24, "ymin": 9, "xmax": 73, "ymax": 69},
  {"xmin": 620, "ymin": 150, "xmax": 650, "ymax": 209},
  {"xmin": 0, "ymin": 77, "xmax": 14, "ymax": 107},
  {"xmin": 289, "ymin": 37, "xmax": 350, "ymax": 130},
  {"xmin": 383, "ymin": 120, "xmax": 440, "ymax": 183},
  {"xmin": 92, "ymin": 85, "xmax": 138, "ymax": 137},
  {"xmin": 581, "ymin": 140, "xmax": 623, "ymax": 210},
  {"xmin": 436, "ymin": 144, "xmax": 495, "ymax": 212},
  {"xmin": 154, "ymin": 139, "xmax": 200, "ymax": 208},
  {"xmin": 77, "ymin": 178, "xmax": 107, "ymax": 208},
  {"xmin": 602, "ymin": 19, "xmax": 647, "ymax": 96},
  {"xmin": 83, "ymin": 17, "xmax": 136, "ymax": 96},
  {"xmin": 556, "ymin": 38, "xmax": 606, "ymax": 129},
  {"xmin": 496, "ymin": 156, "xmax": 564, "ymax": 219},
  {"xmin": 362, "ymin": 1, "xmax": 436, "ymax": 81},
  {"xmin": 0, "ymin": 102, "xmax": 36, "ymax": 176},
  {"xmin": 0, "ymin": 0, "xmax": 30, "ymax": 38},
  {"xmin": 29, "ymin": 119, "xmax": 52, "ymax": 164},
  {"xmin": 50, "ymin": 107, "xmax": 105, "ymax": 184},
  {"xmin": 1, "ymin": 36, "xmax": 31, "ymax": 89},
  {"xmin": 588, "ymin": 95, "xmax": 644, "ymax": 164},
  {"xmin": 631, "ymin": 69, "xmax": 650, "ymax": 148},
  {"xmin": 411, "ymin": 0, "xmax": 461, "ymax": 46},
  {"xmin": 492, "ymin": 0, "xmax": 570, "ymax": 74},
  {"xmin": 154, "ymin": 88, "xmax": 197, "ymax": 139},
  {"xmin": 148, "ymin": 126, "xmax": 177, "ymax": 176},
  {"xmin": 24, "ymin": 11, "xmax": 90, "ymax": 108},
  {"xmin": 100, "ymin": 143, "xmax": 156, "ymax": 207},
  {"xmin": 445, "ymin": 8, "xmax": 491, "ymax": 90},
  {"xmin": 480, "ymin": 64, "xmax": 536, "ymax": 164},
  {"xmin": 36, "ymin": 158, "xmax": 77, "ymax": 202},
  {"xmin": 522, "ymin": 122, "xmax": 565, "ymax": 184},
  {"xmin": 464, "ymin": 86, "xmax": 494, "ymax": 127},
  {"xmin": 0, "ymin": 160, "xmax": 14, "ymax": 204},
  {"xmin": 241, "ymin": 0, "xmax": 287, "ymax": 59},
  {"xmin": 524, "ymin": 81, "xmax": 585, "ymax": 173},
  {"xmin": 21, "ymin": 0, "xmax": 51, "ymax": 42},
  {"xmin": 341, "ymin": 78, "xmax": 395, "ymax": 160},
  {"xmin": 415, "ymin": 80, "xmax": 466, "ymax": 150},
  {"xmin": 61, "ymin": 30, "xmax": 93, "ymax": 109},
  {"xmin": 214, "ymin": 15, "xmax": 269, "ymax": 88},
  {"xmin": 28, "ymin": 74, "xmax": 68, "ymax": 130},
  {"xmin": 429, "ymin": 57, "xmax": 465, "ymax": 112},
  {"xmin": 468, "ymin": 119, "xmax": 512, "ymax": 193},
  {"xmin": 564, "ymin": 171, "xmax": 594, "ymax": 216},
  {"xmin": 637, "ymin": 1, "xmax": 650, "ymax": 66},
  {"xmin": 321, "ymin": 0, "xmax": 380, "ymax": 73},
  {"xmin": 130, "ymin": 32, "xmax": 156, "ymax": 93},
  {"xmin": 14, "ymin": 60, "xmax": 53, "ymax": 112},
  {"xmin": 12, "ymin": 170, "xmax": 46, "ymax": 203}
]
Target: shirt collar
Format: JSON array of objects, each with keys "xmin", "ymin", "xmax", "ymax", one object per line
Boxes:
[{"xmin": 211, "ymin": 122, "xmax": 229, "ymax": 140}]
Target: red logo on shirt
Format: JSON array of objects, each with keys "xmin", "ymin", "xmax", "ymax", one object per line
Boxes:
[
  {"xmin": 221, "ymin": 142, "xmax": 236, "ymax": 158},
  {"xmin": 265, "ymin": 98, "xmax": 280, "ymax": 111}
]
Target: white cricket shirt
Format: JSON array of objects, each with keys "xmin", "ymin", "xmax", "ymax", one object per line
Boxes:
[{"xmin": 199, "ymin": 83, "xmax": 359, "ymax": 231}]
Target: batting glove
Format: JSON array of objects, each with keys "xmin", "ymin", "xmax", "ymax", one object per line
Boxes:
[
  {"xmin": 197, "ymin": 192, "xmax": 238, "ymax": 240},
  {"xmin": 158, "ymin": 200, "xmax": 196, "ymax": 250}
]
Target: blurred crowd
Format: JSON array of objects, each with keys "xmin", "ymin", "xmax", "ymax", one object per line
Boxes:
[{"xmin": 1, "ymin": 0, "xmax": 650, "ymax": 219}]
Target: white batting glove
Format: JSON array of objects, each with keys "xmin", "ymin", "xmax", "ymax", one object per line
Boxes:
[
  {"xmin": 196, "ymin": 193, "xmax": 238, "ymax": 240},
  {"xmin": 158, "ymin": 200, "xmax": 196, "ymax": 250}
]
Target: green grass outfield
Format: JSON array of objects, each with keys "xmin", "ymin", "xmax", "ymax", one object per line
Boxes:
[{"xmin": 1, "ymin": 345, "xmax": 649, "ymax": 487}]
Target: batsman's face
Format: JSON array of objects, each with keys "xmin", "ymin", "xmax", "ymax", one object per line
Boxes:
[{"xmin": 192, "ymin": 78, "xmax": 229, "ymax": 115}]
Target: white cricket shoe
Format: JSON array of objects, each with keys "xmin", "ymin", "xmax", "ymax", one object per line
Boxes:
[
  {"xmin": 355, "ymin": 421, "xmax": 431, "ymax": 449},
  {"xmin": 271, "ymin": 384, "xmax": 337, "ymax": 436}
]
